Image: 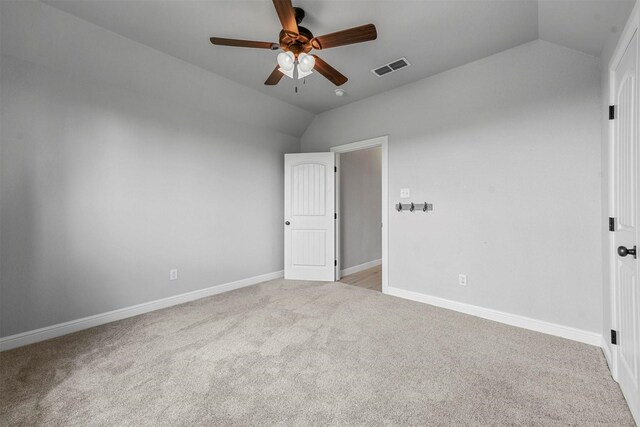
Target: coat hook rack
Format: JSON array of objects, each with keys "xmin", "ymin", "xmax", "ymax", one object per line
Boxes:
[{"xmin": 396, "ymin": 202, "xmax": 433, "ymax": 212}]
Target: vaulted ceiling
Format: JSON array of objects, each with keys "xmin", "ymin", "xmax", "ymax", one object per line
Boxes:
[{"xmin": 43, "ymin": 0, "xmax": 635, "ymax": 114}]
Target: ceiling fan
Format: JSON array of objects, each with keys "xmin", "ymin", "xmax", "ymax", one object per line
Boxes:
[{"xmin": 210, "ymin": 0, "xmax": 377, "ymax": 87}]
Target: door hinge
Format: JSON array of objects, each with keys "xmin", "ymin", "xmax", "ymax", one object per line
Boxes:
[
  {"xmin": 609, "ymin": 105, "xmax": 615, "ymax": 120},
  {"xmin": 334, "ymin": 213, "xmax": 337, "ymax": 219},
  {"xmin": 611, "ymin": 329, "xmax": 618, "ymax": 345},
  {"xmin": 334, "ymin": 260, "xmax": 337, "ymax": 266},
  {"xmin": 334, "ymin": 166, "xmax": 337, "ymax": 173},
  {"xmin": 609, "ymin": 217, "xmax": 615, "ymax": 232}
]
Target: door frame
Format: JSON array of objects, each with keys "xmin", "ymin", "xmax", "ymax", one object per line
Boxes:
[
  {"xmin": 330, "ymin": 136, "xmax": 389, "ymax": 293},
  {"xmin": 608, "ymin": 0, "xmax": 639, "ymax": 382}
]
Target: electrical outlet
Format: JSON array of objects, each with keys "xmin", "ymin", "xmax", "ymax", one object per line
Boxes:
[
  {"xmin": 400, "ymin": 188, "xmax": 410, "ymax": 198},
  {"xmin": 458, "ymin": 274, "xmax": 467, "ymax": 286},
  {"xmin": 169, "ymin": 269, "xmax": 178, "ymax": 281}
]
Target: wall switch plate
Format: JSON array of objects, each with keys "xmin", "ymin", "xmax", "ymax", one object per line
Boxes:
[
  {"xmin": 458, "ymin": 274, "xmax": 467, "ymax": 286},
  {"xmin": 400, "ymin": 188, "xmax": 410, "ymax": 198},
  {"xmin": 169, "ymin": 269, "xmax": 178, "ymax": 281}
]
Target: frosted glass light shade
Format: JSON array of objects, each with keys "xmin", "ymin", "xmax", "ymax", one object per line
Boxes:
[
  {"xmin": 277, "ymin": 51, "xmax": 295, "ymax": 71},
  {"xmin": 298, "ymin": 53, "xmax": 315, "ymax": 72},
  {"xmin": 297, "ymin": 67, "xmax": 313, "ymax": 79},
  {"xmin": 278, "ymin": 66, "xmax": 294, "ymax": 78}
]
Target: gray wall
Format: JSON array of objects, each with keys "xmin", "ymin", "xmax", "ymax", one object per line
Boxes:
[
  {"xmin": 0, "ymin": 1, "xmax": 311, "ymax": 337},
  {"xmin": 302, "ymin": 40, "xmax": 603, "ymax": 333},
  {"xmin": 340, "ymin": 147, "xmax": 382, "ymax": 270}
]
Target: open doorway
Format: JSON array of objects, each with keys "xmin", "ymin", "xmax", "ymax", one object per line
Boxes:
[
  {"xmin": 338, "ymin": 147, "xmax": 382, "ymax": 291},
  {"xmin": 331, "ymin": 136, "xmax": 389, "ymax": 293}
]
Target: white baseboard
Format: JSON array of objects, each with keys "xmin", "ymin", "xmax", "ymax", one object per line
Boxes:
[
  {"xmin": 340, "ymin": 259, "xmax": 382, "ymax": 277},
  {"xmin": 386, "ymin": 287, "xmax": 601, "ymax": 347},
  {"xmin": 0, "ymin": 270, "xmax": 284, "ymax": 352}
]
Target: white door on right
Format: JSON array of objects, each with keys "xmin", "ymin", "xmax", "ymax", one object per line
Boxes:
[{"xmin": 613, "ymin": 28, "xmax": 640, "ymax": 423}]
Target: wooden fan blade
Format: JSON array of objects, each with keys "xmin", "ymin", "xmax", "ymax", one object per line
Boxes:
[
  {"xmin": 310, "ymin": 24, "xmax": 377, "ymax": 50},
  {"xmin": 210, "ymin": 37, "xmax": 278, "ymax": 50},
  {"xmin": 312, "ymin": 55, "xmax": 348, "ymax": 86},
  {"xmin": 272, "ymin": 0, "xmax": 299, "ymax": 36},
  {"xmin": 265, "ymin": 66, "xmax": 284, "ymax": 85}
]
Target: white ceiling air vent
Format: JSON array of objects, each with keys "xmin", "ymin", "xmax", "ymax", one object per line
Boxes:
[{"xmin": 372, "ymin": 57, "xmax": 411, "ymax": 77}]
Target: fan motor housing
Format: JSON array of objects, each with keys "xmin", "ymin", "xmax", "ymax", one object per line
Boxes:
[{"xmin": 279, "ymin": 26, "xmax": 314, "ymax": 55}]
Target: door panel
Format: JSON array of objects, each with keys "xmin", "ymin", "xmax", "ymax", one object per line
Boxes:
[
  {"xmin": 292, "ymin": 163, "xmax": 327, "ymax": 216},
  {"xmin": 292, "ymin": 230, "xmax": 327, "ymax": 266},
  {"xmin": 613, "ymin": 29, "xmax": 640, "ymax": 422},
  {"xmin": 284, "ymin": 153, "xmax": 335, "ymax": 281}
]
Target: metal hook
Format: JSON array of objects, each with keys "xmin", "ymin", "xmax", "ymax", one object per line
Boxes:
[
  {"xmin": 423, "ymin": 202, "xmax": 428, "ymax": 212},
  {"xmin": 410, "ymin": 202, "xmax": 415, "ymax": 212},
  {"xmin": 396, "ymin": 202, "xmax": 403, "ymax": 212}
]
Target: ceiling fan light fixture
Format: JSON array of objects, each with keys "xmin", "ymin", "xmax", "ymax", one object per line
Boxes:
[
  {"xmin": 277, "ymin": 51, "xmax": 295, "ymax": 71},
  {"xmin": 298, "ymin": 52, "xmax": 315, "ymax": 72}
]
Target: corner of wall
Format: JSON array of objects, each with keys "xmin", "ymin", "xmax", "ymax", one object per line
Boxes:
[{"xmin": 299, "ymin": 113, "xmax": 320, "ymax": 152}]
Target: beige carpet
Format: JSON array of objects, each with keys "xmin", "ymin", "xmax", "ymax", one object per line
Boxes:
[{"xmin": 0, "ymin": 279, "xmax": 635, "ymax": 426}]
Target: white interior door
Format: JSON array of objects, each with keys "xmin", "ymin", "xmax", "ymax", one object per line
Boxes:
[
  {"xmin": 613, "ymin": 29, "xmax": 640, "ymax": 423},
  {"xmin": 284, "ymin": 153, "xmax": 335, "ymax": 281}
]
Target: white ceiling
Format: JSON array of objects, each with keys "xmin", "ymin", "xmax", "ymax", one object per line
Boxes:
[
  {"xmin": 538, "ymin": 0, "xmax": 634, "ymax": 57},
  {"xmin": 42, "ymin": 0, "xmax": 635, "ymax": 114}
]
